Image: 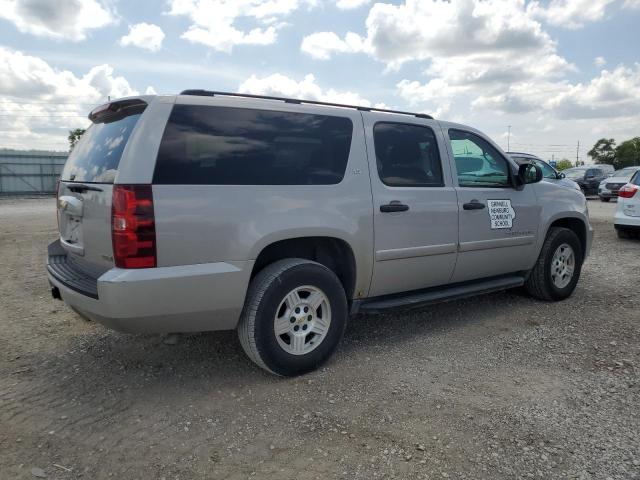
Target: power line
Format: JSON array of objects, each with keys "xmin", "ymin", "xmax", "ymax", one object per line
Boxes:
[
  {"xmin": 0, "ymin": 100, "xmax": 100, "ymax": 106},
  {"xmin": 0, "ymin": 114, "xmax": 88, "ymax": 118}
]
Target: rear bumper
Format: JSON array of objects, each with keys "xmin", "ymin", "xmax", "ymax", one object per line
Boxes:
[
  {"xmin": 598, "ymin": 191, "xmax": 617, "ymax": 199},
  {"xmin": 47, "ymin": 240, "xmax": 253, "ymax": 333},
  {"xmin": 614, "ymin": 209, "xmax": 640, "ymax": 228}
]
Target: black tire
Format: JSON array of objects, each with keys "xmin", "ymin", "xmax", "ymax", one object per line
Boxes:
[
  {"xmin": 616, "ymin": 228, "xmax": 632, "ymax": 239},
  {"xmin": 238, "ymin": 259, "xmax": 348, "ymax": 376},
  {"xmin": 525, "ymin": 227, "xmax": 583, "ymax": 301},
  {"xmin": 601, "ymin": 197, "xmax": 611, "ymax": 202}
]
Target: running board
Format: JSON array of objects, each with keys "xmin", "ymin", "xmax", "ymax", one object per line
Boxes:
[{"xmin": 353, "ymin": 274, "xmax": 526, "ymax": 315}]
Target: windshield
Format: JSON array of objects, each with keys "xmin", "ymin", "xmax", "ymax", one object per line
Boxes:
[
  {"xmin": 61, "ymin": 112, "xmax": 142, "ymax": 183},
  {"xmin": 564, "ymin": 168, "xmax": 586, "ymax": 180},
  {"xmin": 614, "ymin": 168, "xmax": 639, "ymax": 180}
]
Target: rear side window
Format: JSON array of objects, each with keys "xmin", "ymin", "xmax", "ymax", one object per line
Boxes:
[
  {"xmin": 631, "ymin": 171, "xmax": 640, "ymax": 186},
  {"xmin": 373, "ymin": 122, "xmax": 443, "ymax": 187},
  {"xmin": 61, "ymin": 112, "xmax": 142, "ymax": 183},
  {"xmin": 153, "ymin": 105, "xmax": 353, "ymax": 185}
]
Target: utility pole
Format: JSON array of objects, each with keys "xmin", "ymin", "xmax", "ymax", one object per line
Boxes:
[
  {"xmin": 576, "ymin": 140, "xmax": 580, "ymax": 166},
  {"xmin": 507, "ymin": 125, "xmax": 511, "ymax": 151}
]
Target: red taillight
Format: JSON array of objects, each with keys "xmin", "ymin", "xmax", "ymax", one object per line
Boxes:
[
  {"xmin": 111, "ymin": 185, "xmax": 156, "ymax": 269},
  {"xmin": 618, "ymin": 184, "xmax": 638, "ymax": 198}
]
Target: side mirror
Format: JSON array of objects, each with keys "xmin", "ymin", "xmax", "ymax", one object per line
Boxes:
[
  {"xmin": 558, "ymin": 172, "xmax": 566, "ymax": 179},
  {"xmin": 518, "ymin": 163, "xmax": 543, "ymax": 185}
]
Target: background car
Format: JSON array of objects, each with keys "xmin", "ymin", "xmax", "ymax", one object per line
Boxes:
[
  {"xmin": 563, "ymin": 166, "xmax": 609, "ymax": 195},
  {"xmin": 508, "ymin": 152, "xmax": 580, "ymax": 191},
  {"xmin": 614, "ymin": 170, "xmax": 640, "ymax": 238},
  {"xmin": 598, "ymin": 166, "xmax": 640, "ymax": 202}
]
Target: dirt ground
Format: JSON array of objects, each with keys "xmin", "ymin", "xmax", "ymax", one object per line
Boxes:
[{"xmin": 0, "ymin": 197, "xmax": 638, "ymax": 480}]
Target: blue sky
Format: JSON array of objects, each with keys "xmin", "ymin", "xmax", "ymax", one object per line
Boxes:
[{"xmin": 1, "ymin": 0, "xmax": 639, "ymax": 162}]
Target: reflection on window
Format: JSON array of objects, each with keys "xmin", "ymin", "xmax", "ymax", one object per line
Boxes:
[
  {"xmin": 61, "ymin": 113, "xmax": 141, "ymax": 183},
  {"xmin": 449, "ymin": 130, "xmax": 510, "ymax": 188},
  {"xmin": 373, "ymin": 122, "xmax": 443, "ymax": 187},
  {"xmin": 154, "ymin": 105, "xmax": 353, "ymax": 185}
]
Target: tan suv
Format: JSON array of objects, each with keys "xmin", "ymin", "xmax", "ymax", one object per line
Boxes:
[{"xmin": 48, "ymin": 90, "xmax": 593, "ymax": 376}]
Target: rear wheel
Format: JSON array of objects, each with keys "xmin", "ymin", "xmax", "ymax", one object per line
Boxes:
[
  {"xmin": 601, "ymin": 197, "xmax": 611, "ymax": 202},
  {"xmin": 238, "ymin": 259, "xmax": 347, "ymax": 376},
  {"xmin": 525, "ymin": 227, "xmax": 583, "ymax": 301}
]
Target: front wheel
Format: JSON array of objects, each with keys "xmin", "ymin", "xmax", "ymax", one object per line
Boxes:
[
  {"xmin": 238, "ymin": 259, "xmax": 348, "ymax": 376},
  {"xmin": 525, "ymin": 227, "xmax": 583, "ymax": 301}
]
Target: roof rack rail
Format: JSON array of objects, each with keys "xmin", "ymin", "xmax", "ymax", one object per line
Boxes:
[{"xmin": 179, "ymin": 89, "xmax": 433, "ymax": 120}]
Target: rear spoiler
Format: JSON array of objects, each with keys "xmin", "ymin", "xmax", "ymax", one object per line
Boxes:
[{"xmin": 89, "ymin": 98, "xmax": 147, "ymax": 124}]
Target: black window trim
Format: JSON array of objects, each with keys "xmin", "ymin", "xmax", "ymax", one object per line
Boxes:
[
  {"xmin": 373, "ymin": 121, "xmax": 445, "ymax": 188},
  {"xmin": 448, "ymin": 128, "xmax": 515, "ymax": 189}
]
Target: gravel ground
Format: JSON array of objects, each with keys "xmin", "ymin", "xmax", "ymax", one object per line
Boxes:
[{"xmin": 0, "ymin": 197, "xmax": 638, "ymax": 480}]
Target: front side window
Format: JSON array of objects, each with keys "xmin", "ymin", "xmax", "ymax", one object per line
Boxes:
[
  {"xmin": 512, "ymin": 157, "xmax": 557, "ymax": 180},
  {"xmin": 533, "ymin": 160, "xmax": 557, "ymax": 179},
  {"xmin": 373, "ymin": 122, "xmax": 443, "ymax": 187},
  {"xmin": 154, "ymin": 105, "xmax": 353, "ymax": 185},
  {"xmin": 449, "ymin": 129, "xmax": 510, "ymax": 188}
]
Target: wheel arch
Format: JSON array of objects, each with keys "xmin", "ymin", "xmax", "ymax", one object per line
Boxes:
[
  {"xmin": 250, "ymin": 236, "xmax": 358, "ymax": 301},
  {"xmin": 545, "ymin": 216, "xmax": 588, "ymax": 259}
]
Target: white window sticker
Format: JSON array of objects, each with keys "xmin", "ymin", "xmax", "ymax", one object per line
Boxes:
[{"xmin": 487, "ymin": 199, "xmax": 516, "ymax": 229}]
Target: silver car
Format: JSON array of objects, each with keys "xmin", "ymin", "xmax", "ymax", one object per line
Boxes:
[
  {"xmin": 598, "ymin": 166, "xmax": 640, "ymax": 202},
  {"xmin": 48, "ymin": 91, "xmax": 593, "ymax": 376}
]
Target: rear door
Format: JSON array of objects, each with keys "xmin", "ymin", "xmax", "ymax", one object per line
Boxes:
[
  {"xmin": 57, "ymin": 100, "xmax": 146, "ymax": 274},
  {"xmin": 444, "ymin": 128, "xmax": 540, "ymax": 283},
  {"xmin": 364, "ymin": 113, "xmax": 459, "ymax": 297}
]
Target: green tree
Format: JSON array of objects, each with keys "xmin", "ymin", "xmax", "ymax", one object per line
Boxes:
[
  {"xmin": 614, "ymin": 137, "xmax": 640, "ymax": 168},
  {"xmin": 555, "ymin": 159, "xmax": 573, "ymax": 171},
  {"xmin": 587, "ymin": 138, "xmax": 616, "ymax": 166},
  {"xmin": 68, "ymin": 128, "xmax": 86, "ymax": 151}
]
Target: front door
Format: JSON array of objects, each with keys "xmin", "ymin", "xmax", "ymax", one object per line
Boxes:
[
  {"xmin": 444, "ymin": 128, "xmax": 541, "ymax": 283},
  {"xmin": 364, "ymin": 114, "xmax": 459, "ymax": 297}
]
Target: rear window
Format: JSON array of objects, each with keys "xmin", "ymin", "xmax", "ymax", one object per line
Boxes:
[
  {"xmin": 153, "ymin": 105, "xmax": 353, "ymax": 185},
  {"xmin": 61, "ymin": 112, "xmax": 142, "ymax": 183}
]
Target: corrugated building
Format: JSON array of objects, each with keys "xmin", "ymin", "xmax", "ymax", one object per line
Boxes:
[{"xmin": 0, "ymin": 152, "xmax": 67, "ymax": 195}]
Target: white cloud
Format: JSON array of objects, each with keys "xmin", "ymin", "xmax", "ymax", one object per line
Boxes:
[
  {"xmin": 623, "ymin": 0, "xmax": 640, "ymax": 8},
  {"xmin": 301, "ymin": 0, "xmax": 636, "ymax": 126},
  {"xmin": 300, "ymin": 31, "xmax": 367, "ymax": 60},
  {"xmin": 0, "ymin": 0, "xmax": 115, "ymax": 41},
  {"xmin": 168, "ymin": 0, "xmax": 314, "ymax": 53},
  {"xmin": 120, "ymin": 23, "xmax": 165, "ymax": 52},
  {"xmin": 594, "ymin": 56, "xmax": 606, "ymax": 67},
  {"xmin": 301, "ymin": 0, "xmax": 555, "ymax": 68},
  {"xmin": 0, "ymin": 47, "xmax": 139, "ymax": 150},
  {"xmin": 527, "ymin": 0, "xmax": 615, "ymax": 29},
  {"xmin": 145, "ymin": 86, "xmax": 158, "ymax": 95},
  {"xmin": 238, "ymin": 73, "xmax": 374, "ymax": 107},
  {"xmin": 334, "ymin": 0, "xmax": 370, "ymax": 9},
  {"xmin": 473, "ymin": 65, "xmax": 640, "ymax": 120}
]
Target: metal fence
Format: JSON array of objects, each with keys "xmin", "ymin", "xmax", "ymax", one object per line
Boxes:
[{"xmin": 0, "ymin": 153, "xmax": 67, "ymax": 195}]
